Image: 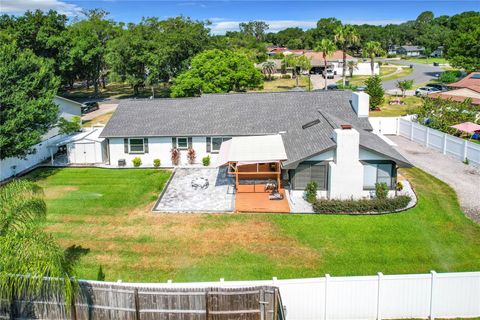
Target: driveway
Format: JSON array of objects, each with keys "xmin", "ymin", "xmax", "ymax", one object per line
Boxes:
[
  {"xmin": 389, "ymin": 136, "xmax": 480, "ymax": 223},
  {"xmin": 81, "ymin": 103, "xmax": 118, "ymax": 121},
  {"xmin": 381, "ymin": 61, "xmax": 444, "ymax": 90},
  {"xmin": 310, "ymin": 74, "xmax": 340, "ymax": 90},
  {"xmin": 154, "ymin": 167, "xmax": 235, "ymax": 212}
]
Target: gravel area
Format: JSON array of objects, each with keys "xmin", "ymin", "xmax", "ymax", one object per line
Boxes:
[{"xmin": 389, "ymin": 135, "xmax": 480, "ymax": 223}]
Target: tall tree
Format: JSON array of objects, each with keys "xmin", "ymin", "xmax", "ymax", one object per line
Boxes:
[
  {"xmin": 334, "ymin": 25, "xmax": 359, "ymax": 86},
  {"xmin": 365, "ymin": 75, "xmax": 385, "ymax": 110},
  {"xmin": 261, "ymin": 61, "xmax": 276, "ymax": 80},
  {"xmin": 171, "ymin": 49, "xmax": 263, "ymax": 97},
  {"xmin": 0, "ymin": 180, "xmax": 77, "ymax": 308},
  {"xmin": 0, "ymin": 43, "xmax": 59, "ymax": 160},
  {"xmin": 363, "ymin": 41, "xmax": 385, "ymax": 76},
  {"xmin": 239, "ymin": 21, "xmax": 269, "ymax": 42},
  {"xmin": 315, "ymin": 39, "xmax": 337, "ymax": 90},
  {"xmin": 282, "ymin": 55, "xmax": 312, "ymax": 87}
]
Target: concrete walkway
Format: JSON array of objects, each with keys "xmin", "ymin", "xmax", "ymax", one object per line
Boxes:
[
  {"xmin": 82, "ymin": 103, "xmax": 118, "ymax": 121},
  {"xmin": 389, "ymin": 136, "xmax": 480, "ymax": 223}
]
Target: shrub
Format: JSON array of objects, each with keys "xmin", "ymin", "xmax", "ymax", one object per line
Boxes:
[
  {"xmin": 202, "ymin": 155, "xmax": 210, "ymax": 166},
  {"xmin": 281, "ymin": 74, "xmax": 291, "ymax": 79},
  {"xmin": 365, "ymin": 75, "xmax": 385, "ymax": 110},
  {"xmin": 58, "ymin": 116, "xmax": 81, "ymax": 135},
  {"xmin": 132, "ymin": 157, "xmax": 142, "ymax": 167},
  {"xmin": 396, "ymin": 181, "xmax": 404, "ymax": 191},
  {"xmin": 171, "ymin": 148, "xmax": 180, "ymax": 166},
  {"xmin": 438, "ymin": 70, "xmax": 461, "ymax": 84},
  {"xmin": 304, "ymin": 181, "xmax": 318, "ymax": 204},
  {"xmin": 153, "ymin": 159, "xmax": 161, "ymax": 168},
  {"xmin": 187, "ymin": 147, "xmax": 196, "ymax": 164},
  {"xmin": 97, "ymin": 265, "xmax": 105, "ymax": 281},
  {"xmin": 313, "ymin": 195, "xmax": 411, "ymax": 214},
  {"xmin": 375, "ymin": 182, "xmax": 389, "ymax": 199}
]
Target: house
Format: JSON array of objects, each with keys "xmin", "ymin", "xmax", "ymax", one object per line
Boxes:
[
  {"xmin": 396, "ymin": 46, "xmax": 425, "ymax": 57},
  {"xmin": 388, "ymin": 45, "xmax": 400, "ymax": 55},
  {"xmin": 431, "ymin": 46, "xmax": 444, "ymax": 57},
  {"xmin": 429, "ymin": 72, "xmax": 480, "ymax": 105},
  {"xmin": 100, "ymin": 91, "xmax": 411, "ymax": 200},
  {"xmin": 0, "ymin": 96, "xmax": 83, "ymax": 181}
]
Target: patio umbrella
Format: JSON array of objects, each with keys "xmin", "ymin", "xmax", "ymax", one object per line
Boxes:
[{"xmin": 450, "ymin": 122, "xmax": 480, "ymax": 134}]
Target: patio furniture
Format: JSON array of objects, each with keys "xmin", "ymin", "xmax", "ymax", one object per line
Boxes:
[
  {"xmin": 191, "ymin": 177, "xmax": 209, "ymax": 190},
  {"xmin": 269, "ymin": 191, "xmax": 284, "ymax": 200}
]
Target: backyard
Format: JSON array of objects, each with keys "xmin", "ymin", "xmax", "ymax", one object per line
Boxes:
[
  {"xmin": 370, "ymin": 95, "xmax": 423, "ymax": 117},
  {"xmin": 25, "ymin": 167, "xmax": 480, "ymax": 283}
]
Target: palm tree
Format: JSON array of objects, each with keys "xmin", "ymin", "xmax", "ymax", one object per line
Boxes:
[
  {"xmin": 363, "ymin": 41, "xmax": 386, "ymax": 76},
  {"xmin": 334, "ymin": 25, "xmax": 359, "ymax": 86},
  {"xmin": 315, "ymin": 39, "xmax": 337, "ymax": 90},
  {"xmin": 0, "ymin": 180, "xmax": 77, "ymax": 309},
  {"xmin": 347, "ymin": 60, "xmax": 358, "ymax": 78},
  {"xmin": 282, "ymin": 55, "xmax": 312, "ymax": 87},
  {"xmin": 261, "ymin": 61, "xmax": 276, "ymax": 80}
]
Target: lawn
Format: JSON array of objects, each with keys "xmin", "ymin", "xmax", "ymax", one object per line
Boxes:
[
  {"xmin": 82, "ymin": 112, "xmax": 114, "ymax": 127},
  {"xmin": 60, "ymin": 83, "xmax": 171, "ymax": 102},
  {"xmin": 403, "ymin": 57, "xmax": 449, "ymax": 65},
  {"xmin": 24, "ymin": 167, "xmax": 480, "ymax": 283},
  {"xmin": 370, "ymin": 95, "xmax": 423, "ymax": 117},
  {"xmin": 340, "ymin": 66, "xmax": 413, "ymax": 86},
  {"xmin": 256, "ymin": 76, "xmax": 310, "ymax": 92}
]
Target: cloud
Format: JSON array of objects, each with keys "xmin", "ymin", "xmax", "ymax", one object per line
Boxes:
[
  {"xmin": 345, "ymin": 19, "xmax": 407, "ymax": 25},
  {"xmin": 177, "ymin": 2, "xmax": 206, "ymax": 8},
  {"xmin": 210, "ymin": 20, "xmax": 317, "ymax": 35},
  {"xmin": 1, "ymin": 0, "xmax": 83, "ymax": 16}
]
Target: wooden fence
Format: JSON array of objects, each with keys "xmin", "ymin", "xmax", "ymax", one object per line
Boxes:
[{"xmin": 0, "ymin": 281, "xmax": 284, "ymax": 320}]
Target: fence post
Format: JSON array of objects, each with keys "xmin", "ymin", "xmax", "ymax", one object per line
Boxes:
[
  {"xmin": 410, "ymin": 122, "xmax": 414, "ymax": 141},
  {"xmin": 134, "ymin": 288, "xmax": 140, "ymax": 320},
  {"xmin": 442, "ymin": 134, "xmax": 447, "ymax": 155},
  {"xmin": 70, "ymin": 290, "xmax": 77, "ymax": 320},
  {"xmin": 396, "ymin": 117, "xmax": 400, "ymax": 136},
  {"xmin": 377, "ymin": 272, "xmax": 383, "ymax": 320},
  {"xmin": 429, "ymin": 271, "xmax": 436, "ymax": 320},
  {"xmin": 324, "ymin": 274, "xmax": 330, "ymax": 320},
  {"xmin": 425, "ymin": 128, "xmax": 430, "ymax": 147},
  {"xmin": 463, "ymin": 140, "xmax": 468, "ymax": 162}
]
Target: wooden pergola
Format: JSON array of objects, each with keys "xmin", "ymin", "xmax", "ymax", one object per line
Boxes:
[{"xmin": 228, "ymin": 161, "xmax": 282, "ymax": 192}]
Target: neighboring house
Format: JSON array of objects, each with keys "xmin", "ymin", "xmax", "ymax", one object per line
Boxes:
[
  {"xmin": 0, "ymin": 96, "xmax": 83, "ymax": 181},
  {"xmin": 431, "ymin": 46, "xmax": 444, "ymax": 57},
  {"xmin": 100, "ymin": 91, "xmax": 411, "ymax": 200},
  {"xmin": 429, "ymin": 72, "xmax": 480, "ymax": 105},
  {"xmin": 396, "ymin": 46, "xmax": 425, "ymax": 57},
  {"xmin": 388, "ymin": 45, "xmax": 400, "ymax": 55}
]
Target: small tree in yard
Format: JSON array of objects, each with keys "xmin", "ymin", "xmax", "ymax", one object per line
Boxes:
[
  {"xmin": 58, "ymin": 116, "xmax": 82, "ymax": 135},
  {"xmin": 187, "ymin": 147, "xmax": 196, "ymax": 164},
  {"xmin": 375, "ymin": 182, "xmax": 389, "ymax": 199},
  {"xmin": 171, "ymin": 148, "xmax": 181, "ymax": 165},
  {"xmin": 365, "ymin": 75, "xmax": 385, "ymax": 110},
  {"xmin": 347, "ymin": 60, "xmax": 358, "ymax": 77},
  {"xmin": 396, "ymin": 79, "xmax": 413, "ymax": 97}
]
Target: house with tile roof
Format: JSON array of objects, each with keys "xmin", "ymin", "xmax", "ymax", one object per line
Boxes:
[
  {"xmin": 429, "ymin": 72, "xmax": 480, "ymax": 105},
  {"xmin": 100, "ymin": 91, "xmax": 411, "ymax": 200}
]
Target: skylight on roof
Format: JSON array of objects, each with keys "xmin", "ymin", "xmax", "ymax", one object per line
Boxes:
[{"xmin": 302, "ymin": 119, "xmax": 320, "ymax": 130}]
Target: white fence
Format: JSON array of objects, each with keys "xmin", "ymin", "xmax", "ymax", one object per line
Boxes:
[
  {"xmin": 92, "ymin": 271, "xmax": 480, "ymax": 320},
  {"xmin": 369, "ymin": 116, "xmax": 480, "ymax": 166}
]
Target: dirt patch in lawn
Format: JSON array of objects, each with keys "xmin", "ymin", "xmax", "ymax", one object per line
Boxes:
[
  {"xmin": 44, "ymin": 186, "xmax": 79, "ymax": 199},
  {"xmin": 50, "ymin": 202, "xmax": 320, "ymax": 276}
]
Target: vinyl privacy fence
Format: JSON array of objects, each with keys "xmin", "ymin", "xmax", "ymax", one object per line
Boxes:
[
  {"xmin": 369, "ymin": 116, "xmax": 480, "ymax": 166},
  {"xmin": 2, "ymin": 272, "xmax": 478, "ymax": 320}
]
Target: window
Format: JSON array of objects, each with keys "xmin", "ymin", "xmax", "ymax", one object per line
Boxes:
[
  {"xmin": 129, "ymin": 138, "xmax": 145, "ymax": 153},
  {"xmin": 210, "ymin": 137, "xmax": 231, "ymax": 153},
  {"xmin": 177, "ymin": 137, "xmax": 188, "ymax": 149},
  {"xmin": 293, "ymin": 163, "xmax": 328, "ymax": 190},
  {"xmin": 363, "ymin": 162, "xmax": 394, "ymax": 189}
]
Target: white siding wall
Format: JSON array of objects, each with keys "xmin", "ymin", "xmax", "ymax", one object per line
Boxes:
[
  {"xmin": 108, "ymin": 137, "xmax": 221, "ymax": 167},
  {"xmin": 0, "ymin": 96, "xmax": 82, "ymax": 181},
  {"xmin": 332, "ymin": 62, "xmax": 379, "ymax": 76}
]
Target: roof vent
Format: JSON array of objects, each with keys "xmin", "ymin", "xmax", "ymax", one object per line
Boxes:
[
  {"xmin": 341, "ymin": 124, "xmax": 352, "ymax": 130},
  {"xmin": 302, "ymin": 119, "xmax": 321, "ymax": 130}
]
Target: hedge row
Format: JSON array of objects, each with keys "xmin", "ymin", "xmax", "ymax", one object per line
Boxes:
[{"xmin": 313, "ymin": 195, "xmax": 412, "ymax": 214}]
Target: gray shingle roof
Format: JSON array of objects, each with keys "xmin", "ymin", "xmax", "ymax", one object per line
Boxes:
[
  {"xmin": 101, "ymin": 91, "xmax": 411, "ymax": 167},
  {"xmin": 399, "ymin": 45, "xmax": 425, "ymax": 51}
]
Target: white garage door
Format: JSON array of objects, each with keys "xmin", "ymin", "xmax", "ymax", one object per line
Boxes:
[{"xmin": 69, "ymin": 143, "xmax": 97, "ymax": 164}]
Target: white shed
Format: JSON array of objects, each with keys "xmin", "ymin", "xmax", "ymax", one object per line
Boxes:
[{"xmin": 52, "ymin": 127, "xmax": 107, "ymax": 165}]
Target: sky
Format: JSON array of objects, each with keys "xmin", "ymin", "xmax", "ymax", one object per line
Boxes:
[{"xmin": 2, "ymin": 0, "xmax": 479, "ymax": 34}]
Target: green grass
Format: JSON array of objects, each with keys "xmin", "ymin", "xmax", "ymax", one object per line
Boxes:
[
  {"xmin": 59, "ymin": 83, "xmax": 171, "ymax": 102},
  {"xmin": 255, "ymin": 76, "xmax": 310, "ymax": 92},
  {"xmin": 370, "ymin": 95, "xmax": 423, "ymax": 117},
  {"xmin": 403, "ymin": 57, "xmax": 449, "ymax": 65},
  {"xmin": 82, "ymin": 112, "xmax": 113, "ymax": 127},
  {"xmin": 24, "ymin": 167, "xmax": 480, "ymax": 282},
  {"xmin": 339, "ymin": 67, "xmax": 413, "ymax": 86}
]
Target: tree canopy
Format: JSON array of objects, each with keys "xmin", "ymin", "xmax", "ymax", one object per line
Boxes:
[
  {"xmin": 0, "ymin": 42, "xmax": 59, "ymax": 159},
  {"xmin": 171, "ymin": 49, "xmax": 263, "ymax": 97}
]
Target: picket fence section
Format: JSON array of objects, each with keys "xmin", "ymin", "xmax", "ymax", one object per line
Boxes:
[
  {"xmin": 75, "ymin": 271, "xmax": 480, "ymax": 320},
  {"xmin": 369, "ymin": 116, "xmax": 480, "ymax": 166}
]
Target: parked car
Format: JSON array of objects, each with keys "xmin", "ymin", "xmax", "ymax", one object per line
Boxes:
[
  {"xmin": 323, "ymin": 69, "xmax": 334, "ymax": 79},
  {"xmin": 415, "ymin": 87, "xmax": 440, "ymax": 96},
  {"xmin": 426, "ymin": 83, "xmax": 448, "ymax": 91},
  {"xmin": 81, "ymin": 101, "xmax": 100, "ymax": 114}
]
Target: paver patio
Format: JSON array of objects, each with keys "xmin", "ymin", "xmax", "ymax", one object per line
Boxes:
[{"xmin": 154, "ymin": 167, "xmax": 235, "ymax": 212}]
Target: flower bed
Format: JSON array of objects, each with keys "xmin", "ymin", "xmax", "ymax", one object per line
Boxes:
[{"xmin": 312, "ymin": 195, "xmax": 412, "ymax": 214}]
